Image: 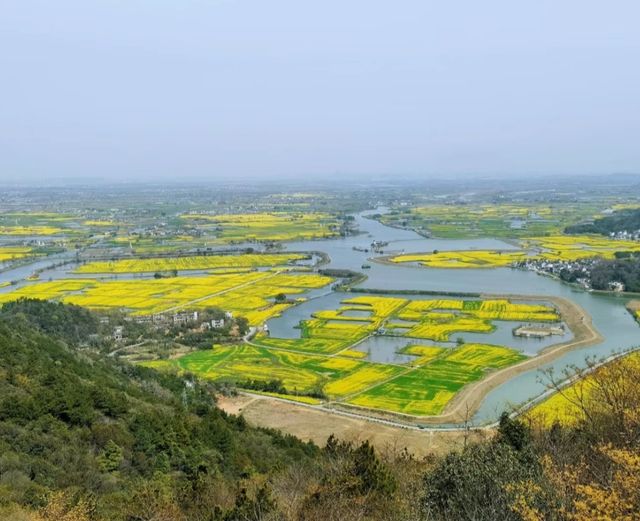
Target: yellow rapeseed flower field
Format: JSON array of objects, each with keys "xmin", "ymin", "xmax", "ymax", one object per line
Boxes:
[
  {"xmin": 0, "ymin": 246, "xmax": 38, "ymax": 263},
  {"xmin": 0, "ymin": 226, "xmax": 63, "ymax": 235},
  {"xmin": 0, "ymin": 271, "xmax": 333, "ymax": 326},
  {"xmin": 525, "ymin": 352, "xmax": 640, "ymax": 427},
  {"xmin": 324, "ymin": 364, "xmax": 404, "ymax": 398},
  {"xmin": 75, "ymin": 253, "xmax": 307, "ymax": 273},
  {"xmin": 401, "ymin": 345, "xmax": 447, "ymax": 365},
  {"xmin": 180, "ymin": 212, "xmax": 340, "ymax": 242},
  {"xmin": 391, "ymin": 250, "xmax": 528, "ymax": 268},
  {"xmin": 525, "ymin": 235, "xmax": 640, "ymax": 261},
  {"xmin": 390, "ymin": 234, "xmax": 640, "ymax": 268}
]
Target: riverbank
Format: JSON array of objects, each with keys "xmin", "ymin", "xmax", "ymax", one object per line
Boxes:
[
  {"xmin": 626, "ymin": 300, "xmax": 640, "ymax": 323},
  {"xmin": 325, "ymin": 294, "xmax": 601, "ymax": 425},
  {"xmin": 224, "ymin": 289, "xmax": 603, "ymax": 428}
]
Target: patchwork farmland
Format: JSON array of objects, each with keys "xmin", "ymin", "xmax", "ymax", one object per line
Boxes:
[
  {"xmin": 0, "ymin": 260, "xmax": 566, "ymax": 417},
  {"xmin": 0, "ymin": 202, "xmax": 607, "ymax": 424},
  {"xmin": 142, "ymin": 294, "xmax": 564, "ymax": 418},
  {"xmin": 180, "ymin": 212, "xmax": 342, "ymax": 242},
  {"xmin": 74, "ymin": 252, "xmax": 308, "ymax": 273},
  {"xmin": 0, "ymin": 259, "xmax": 333, "ymax": 323},
  {"xmin": 387, "ymin": 234, "xmax": 640, "ymax": 269}
]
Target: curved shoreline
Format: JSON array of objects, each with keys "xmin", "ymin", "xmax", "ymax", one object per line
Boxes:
[
  {"xmin": 372, "ymin": 253, "xmax": 640, "ymax": 298},
  {"xmin": 244, "ymin": 287, "xmax": 603, "ymax": 427},
  {"xmin": 373, "ymin": 252, "xmax": 521, "ymax": 270},
  {"xmin": 319, "ymin": 293, "xmax": 602, "ymax": 425}
]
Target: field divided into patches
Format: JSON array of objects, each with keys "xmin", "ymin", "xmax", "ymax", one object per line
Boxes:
[
  {"xmin": 293, "ymin": 296, "xmax": 559, "ymax": 346},
  {"xmin": 0, "ymin": 246, "xmax": 39, "ymax": 263},
  {"xmin": 180, "ymin": 212, "xmax": 341, "ymax": 242},
  {"xmin": 147, "ymin": 333, "xmax": 528, "ymax": 416},
  {"xmin": 0, "ymin": 211, "xmax": 80, "ymax": 237},
  {"xmin": 146, "ymin": 294, "xmax": 561, "ymax": 417},
  {"xmin": 145, "ymin": 344, "xmax": 381, "ymax": 396},
  {"xmin": 0, "ymin": 225, "xmax": 65, "ymax": 235},
  {"xmin": 377, "ymin": 203, "xmax": 601, "ymax": 239},
  {"xmin": 400, "ymin": 345, "xmax": 447, "ymax": 365},
  {"xmin": 389, "ymin": 235, "xmax": 640, "ymax": 269},
  {"xmin": 2, "ymin": 237, "xmax": 567, "ymax": 417},
  {"xmin": 523, "ymin": 235, "xmax": 640, "ymax": 261},
  {"xmin": 391, "ymin": 250, "xmax": 528, "ymax": 268},
  {"xmin": 346, "ymin": 343, "xmax": 526, "ymax": 415},
  {"xmin": 0, "ymin": 270, "xmax": 333, "ymax": 323},
  {"xmin": 323, "ymin": 365, "xmax": 405, "ymax": 398},
  {"xmin": 74, "ymin": 253, "xmax": 307, "ymax": 273}
]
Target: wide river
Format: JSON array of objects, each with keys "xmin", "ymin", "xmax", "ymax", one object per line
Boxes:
[
  {"xmin": 279, "ymin": 209, "xmax": 640, "ymax": 426},
  {"xmin": 1, "ymin": 210, "xmax": 638, "ymax": 426}
]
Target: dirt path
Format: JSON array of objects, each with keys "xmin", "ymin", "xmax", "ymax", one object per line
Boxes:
[{"xmin": 217, "ymin": 393, "xmax": 488, "ymax": 457}]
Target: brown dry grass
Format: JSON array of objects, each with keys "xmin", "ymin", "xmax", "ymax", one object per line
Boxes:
[{"xmin": 217, "ymin": 394, "xmax": 489, "ymax": 457}]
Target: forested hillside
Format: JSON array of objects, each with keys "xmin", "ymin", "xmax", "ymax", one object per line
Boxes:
[
  {"xmin": 556, "ymin": 257, "xmax": 640, "ymax": 292},
  {"xmin": 565, "ymin": 208, "xmax": 640, "ymax": 235},
  {"xmin": 0, "ymin": 300, "xmax": 638, "ymax": 520},
  {"xmin": 0, "ymin": 300, "xmax": 321, "ymax": 519}
]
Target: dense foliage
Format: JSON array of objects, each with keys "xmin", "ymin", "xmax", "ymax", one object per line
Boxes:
[
  {"xmin": 558, "ymin": 257, "xmax": 640, "ymax": 292},
  {"xmin": 565, "ymin": 208, "xmax": 640, "ymax": 235},
  {"xmin": 590, "ymin": 258, "xmax": 640, "ymax": 291},
  {"xmin": 0, "ymin": 300, "xmax": 318, "ymax": 520},
  {"xmin": 1, "ymin": 299, "xmax": 638, "ymax": 520}
]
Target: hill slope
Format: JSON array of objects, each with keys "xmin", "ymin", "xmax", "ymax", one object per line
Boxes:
[{"xmin": 0, "ymin": 300, "xmax": 318, "ymax": 519}]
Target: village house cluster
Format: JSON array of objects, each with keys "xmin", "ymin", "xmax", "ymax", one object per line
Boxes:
[
  {"xmin": 514, "ymin": 258, "xmax": 625, "ymax": 292},
  {"xmin": 111, "ymin": 310, "xmax": 235, "ymax": 341},
  {"xmin": 609, "ymin": 230, "xmax": 640, "ymax": 241}
]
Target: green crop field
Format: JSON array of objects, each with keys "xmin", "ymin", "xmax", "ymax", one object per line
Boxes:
[
  {"xmin": 179, "ymin": 212, "xmax": 341, "ymax": 242},
  {"xmin": 376, "ymin": 202, "xmax": 605, "ymax": 239},
  {"xmin": 2, "ymin": 262, "xmax": 554, "ymax": 417},
  {"xmin": 145, "ymin": 293, "xmax": 547, "ymax": 417},
  {"xmin": 346, "ymin": 344, "xmax": 526, "ymax": 415}
]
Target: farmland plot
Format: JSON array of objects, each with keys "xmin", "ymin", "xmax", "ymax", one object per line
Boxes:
[
  {"xmin": 346, "ymin": 343, "xmax": 526, "ymax": 415},
  {"xmin": 75, "ymin": 253, "xmax": 307, "ymax": 273},
  {"xmin": 0, "ymin": 271, "xmax": 333, "ymax": 324},
  {"xmin": 180, "ymin": 212, "xmax": 341, "ymax": 242}
]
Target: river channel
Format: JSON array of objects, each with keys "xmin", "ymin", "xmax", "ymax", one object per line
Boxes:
[
  {"xmin": 280, "ymin": 210, "xmax": 640, "ymax": 425},
  {"xmin": 1, "ymin": 209, "xmax": 638, "ymax": 426}
]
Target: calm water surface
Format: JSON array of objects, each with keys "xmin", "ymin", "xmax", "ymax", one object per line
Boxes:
[
  {"xmin": 2, "ymin": 210, "xmax": 638, "ymax": 425},
  {"xmin": 284, "ymin": 210, "xmax": 640, "ymax": 425}
]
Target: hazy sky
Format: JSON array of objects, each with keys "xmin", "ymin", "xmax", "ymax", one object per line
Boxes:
[{"xmin": 1, "ymin": 1, "xmax": 639, "ymax": 183}]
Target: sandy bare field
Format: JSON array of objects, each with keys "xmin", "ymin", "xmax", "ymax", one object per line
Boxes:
[
  {"xmin": 626, "ymin": 300, "xmax": 640, "ymax": 315},
  {"xmin": 217, "ymin": 394, "xmax": 488, "ymax": 457}
]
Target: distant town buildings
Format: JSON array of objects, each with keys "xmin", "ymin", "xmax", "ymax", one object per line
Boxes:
[{"xmin": 609, "ymin": 230, "xmax": 640, "ymax": 241}]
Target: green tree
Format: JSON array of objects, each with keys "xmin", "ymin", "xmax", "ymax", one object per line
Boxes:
[
  {"xmin": 97, "ymin": 440, "xmax": 123, "ymax": 472},
  {"xmin": 352, "ymin": 440, "xmax": 396, "ymax": 496},
  {"xmin": 497, "ymin": 411, "xmax": 531, "ymax": 452}
]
